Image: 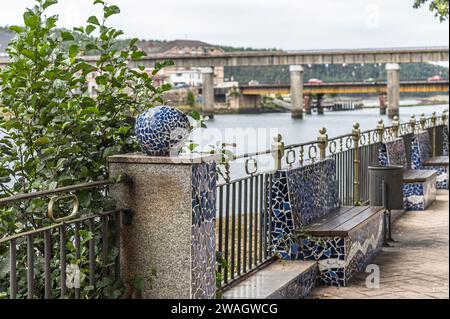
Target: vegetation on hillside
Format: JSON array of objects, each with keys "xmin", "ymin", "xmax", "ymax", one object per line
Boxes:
[{"xmin": 224, "ymin": 62, "xmax": 449, "ymax": 84}]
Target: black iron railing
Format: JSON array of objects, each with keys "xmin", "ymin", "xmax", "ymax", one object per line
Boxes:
[
  {"xmin": 217, "ymin": 111, "xmax": 448, "ymax": 291},
  {"xmin": 0, "ymin": 179, "xmax": 125, "ymax": 299}
]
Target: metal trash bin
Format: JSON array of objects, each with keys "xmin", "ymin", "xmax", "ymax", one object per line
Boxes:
[
  {"xmin": 369, "ymin": 165, "xmax": 403, "ymax": 245},
  {"xmin": 368, "ymin": 165, "xmax": 403, "ymax": 210}
]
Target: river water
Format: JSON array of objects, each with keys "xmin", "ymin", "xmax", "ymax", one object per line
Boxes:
[{"xmin": 191, "ymin": 104, "xmax": 449, "ymax": 155}]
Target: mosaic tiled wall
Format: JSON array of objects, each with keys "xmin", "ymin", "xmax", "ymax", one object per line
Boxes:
[
  {"xmin": 378, "ymin": 139, "xmax": 437, "ymax": 210},
  {"xmin": 271, "ymin": 159, "xmax": 339, "ymax": 259},
  {"xmin": 443, "ymin": 125, "xmax": 449, "ymax": 156},
  {"xmin": 403, "ymin": 178, "xmax": 436, "ymax": 210},
  {"xmin": 268, "ymin": 265, "xmax": 318, "ymax": 299},
  {"xmin": 271, "ymin": 170, "xmax": 294, "ymax": 259},
  {"xmin": 344, "ymin": 213, "xmax": 384, "ymax": 283},
  {"xmin": 412, "ymin": 131, "xmax": 448, "ymax": 189},
  {"xmin": 287, "ymin": 159, "xmax": 340, "ymax": 227},
  {"xmin": 271, "ymin": 159, "xmax": 383, "ymax": 286},
  {"xmin": 191, "ymin": 162, "xmax": 216, "ymax": 299}
]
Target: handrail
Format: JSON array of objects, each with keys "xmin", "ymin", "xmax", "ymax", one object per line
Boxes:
[{"xmin": 0, "ymin": 180, "xmax": 114, "ymax": 206}]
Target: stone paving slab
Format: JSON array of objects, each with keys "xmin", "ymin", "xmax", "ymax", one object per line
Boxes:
[{"xmin": 310, "ymin": 190, "xmax": 449, "ymax": 299}]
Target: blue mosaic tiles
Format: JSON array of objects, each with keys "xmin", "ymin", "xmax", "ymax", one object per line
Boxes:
[
  {"xmin": 412, "ymin": 131, "xmax": 448, "ymax": 189},
  {"xmin": 344, "ymin": 213, "xmax": 383, "ymax": 284},
  {"xmin": 135, "ymin": 105, "xmax": 191, "ymax": 156},
  {"xmin": 403, "ymin": 179, "xmax": 436, "ymax": 211},
  {"xmin": 191, "ymin": 162, "xmax": 216, "ymax": 299},
  {"xmin": 296, "ymin": 238, "xmax": 346, "ymax": 286},
  {"xmin": 271, "ymin": 170, "xmax": 294, "ymax": 259},
  {"xmin": 268, "ymin": 265, "xmax": 318, "ymax": 299},
  {"xmin": 270, "ymin": 159, "xmax": 384, "ymax": 287},
  {"xmin": 443, "ymin": 125, "xmax": 449, "ymax": 156},
  {"xmin": 286, "ymin": 159, "xmax": 340, "ymax": 227}
]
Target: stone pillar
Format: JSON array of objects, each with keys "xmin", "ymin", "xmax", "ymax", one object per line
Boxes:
[
  {"xmin": 386, "ymin": 63, "xmax": 400, "ymax": 119},
  {"xmin": 317, "ymin": 94, "xmax": 324, "ymax": 115},
  {"xmin": 107, "ymin": 153, "xmax": 218, "ymax": 299},
  {"xmin": 304, "ymin": 95, "xmax": 312, "ymax": 115},
  {"xmin": 202, "ymin": 67, "xmax": 215, "ymax": 118},
  {"xmin": 290, "ymin": 65, "xmax": 304, "ymax": 118},
  {"xmin": 379, "ymin": 94, "xmax": 387, "ymax": 115}
]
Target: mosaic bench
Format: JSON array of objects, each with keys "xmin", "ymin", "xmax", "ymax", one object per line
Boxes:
[
  {"xmin": 271, "ymin": 158, "xmax": 384, "ymax": 287},
  {"xmin": 412, "ymin": 131, "xmax": 448, "ymax": 189},
  {"xmin": 379, "ymin": 138, "xmax": 437, "ymax": 210}
]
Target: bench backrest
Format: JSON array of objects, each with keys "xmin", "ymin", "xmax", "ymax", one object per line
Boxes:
[
  {"xmin": 444, "ymin": 125, "xmax": 449, "ymax": 156},
  {"xmin": 412, "ymin": 131, "xmax": 431, "ymax": 169},
  {"xmin": 271, "ymin": 158, "xmax": 339, "ymax": 258},
  {"xmin": 286, "ymin": 158, "xmax": 340, "ymax": 227},
  {"xmin": 378, "ymin": 138, "xmax": 408, "ymax": 170}
]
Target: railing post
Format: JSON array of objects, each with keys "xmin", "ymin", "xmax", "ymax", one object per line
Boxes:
[
  {"xmin": 352, "ymin": 122, "xmax": 361, "ymax": 206},
  {"xmin": 107, "ymin": 153, "xmax": 219, "ymax": 299},
  {"xmin": 431, "ymin": 111, "xmax": 437, "ymax": 157},
  {"xmin": 420, "ymin": 113, "xmax": 426, "ymax": 131},
  {"xmin": 272, "ymin": 134, "xmax": 285, "ymax": 170},
  {"xmin": 392, "ymin": 115, "xmax": 400, "ymax": 138},
  {"xmin": 442, "ymin": 110, "xmax": 448, "ymax": 126},
  {"xmin": 410, "ymin": 115, "xmax": 416, "ymax": 135},
  {"xmin": 377, "ymin": 119, "xmax": 385, "ymax": 144},
  {"xmin": 317, "ymin": 127, "xmax": 328, "ymax": 160}
]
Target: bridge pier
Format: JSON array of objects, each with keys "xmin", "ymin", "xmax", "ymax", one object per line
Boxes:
[
  {"xmin": 317, "ymin": 94, "xmax": 324, "ymax": 115},
  {"xmin": 290, "ymin": 65, "xmax": 304, "ymax": 118},
  {"xmin": 304, "ymin": 95, "xmax": 312, "ymax": 114},
  {"xmin": 379, "ymin": 94, "xmax": 387, "ymax": 115},
  {"xmin": 202, "ymin": 67, "xmax": 215, "ymax": 118},
  {"xmin": 386, "ymin": 63, "xmax": 400, "ymax": 119}
]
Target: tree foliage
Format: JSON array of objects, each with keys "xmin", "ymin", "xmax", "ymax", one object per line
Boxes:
[
  {"xmin": 413, "ymin": 0, "xmax": 449, "ymax": 21},
  {"xmin": 0, "ymin": 0, "xmax": 172, "ymax": 298}
]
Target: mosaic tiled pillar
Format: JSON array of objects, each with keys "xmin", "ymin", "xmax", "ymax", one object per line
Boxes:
[
  {"xmin": 443, "ymin": 126, "xmax": 449, "ymax": 156},
  {"xmin": 107, "ymin": 154, "xmax": 218, "ymax": 299},
  {"xmin": 411, "ymin": 133, "xmax": 448, "ymax": 189}
]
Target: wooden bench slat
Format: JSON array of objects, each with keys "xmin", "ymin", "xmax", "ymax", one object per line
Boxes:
[
  {"xmin": 403, "ymin": 169, "xmax": 437, "ymax": 182},
  {"xmin": 303, "ymin": 206, "xmax": 355, "ymax": 231},
  {"xmin": 332, "ymin": 206, "xmax": 383, "ymax": 234},
  {"xmin": 423, "ymin": 156, "xmax": 449, "ymax": 167},
  {"xmin": 305, "ymin": 206, "xmax": 378, "ymax": 237}
]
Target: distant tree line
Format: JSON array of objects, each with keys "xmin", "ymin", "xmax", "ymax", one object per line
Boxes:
[{"xmin": 224, "ymin": 63, "xmax": 449, "ymax": 83}]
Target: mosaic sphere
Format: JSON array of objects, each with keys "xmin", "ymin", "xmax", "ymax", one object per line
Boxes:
[{"xmin": 135, "ymin": 105, "xmax": 192, "ymax": 156}]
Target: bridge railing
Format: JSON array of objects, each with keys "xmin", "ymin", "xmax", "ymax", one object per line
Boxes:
[{"xmin": 217, "ymin": 110, "xmax": 448, "ymax": 291}]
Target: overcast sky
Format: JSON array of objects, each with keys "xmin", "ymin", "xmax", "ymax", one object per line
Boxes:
[{"xmin": 0, "ymin": 0, "xmax": 448, "ymax": 50}]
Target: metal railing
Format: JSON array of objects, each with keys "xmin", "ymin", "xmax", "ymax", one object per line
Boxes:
[
  {"xmin": 218, "ymin": 110, "xmax": 448, "ymax": 290},
  {"xmin": 0, "ymin": 179, "xmax": 127, "ymax": 299}
]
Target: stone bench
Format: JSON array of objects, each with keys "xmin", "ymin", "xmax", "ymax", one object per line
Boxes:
[
  {"xmin": 412, "ymin": 130, "xmax": 448, "ymax": 189},
  {"xmin": 379, "ymin": 137, "xmax": 437, "ymax": 210},
  {"xmin": 271, "ymin": 158, "xmax": 384, "ymax": 287}
]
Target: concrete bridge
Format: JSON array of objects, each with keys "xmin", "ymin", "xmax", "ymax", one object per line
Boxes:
[
  {"xmin": 1, "ymin": 46, "xmax": 447, "ymax": 118},
  {"xmin": 238, "ymin": 80, "xmax": 450, "ymax": 95}
]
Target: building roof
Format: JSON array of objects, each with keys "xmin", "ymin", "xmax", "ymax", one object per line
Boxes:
[{"xmin": 138, "ymin": 39, "xmax": 221, "ymax": 54}]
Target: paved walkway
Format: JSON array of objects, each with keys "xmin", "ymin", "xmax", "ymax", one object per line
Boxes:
[{"xmin": 311, "ymin": 190, "xmax": 449, "ymax": 299}]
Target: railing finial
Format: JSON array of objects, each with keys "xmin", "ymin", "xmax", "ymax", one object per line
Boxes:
[
  {"xmin": 317, "ymin": 127, "xmax": 328, "ymax": 160},
  {"xmin": 272, "ymin": 133, "xmax": 285, "ymax": 170},
  {"xmin": 376, "ymin": 119, "xmax": 385, "ymax": 143},
  {"xmin": 392, "ymin": 115, "xmax": 400, "ymax": 138}
]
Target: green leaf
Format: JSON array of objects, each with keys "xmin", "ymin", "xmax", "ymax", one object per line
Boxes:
[
  {"xmin": 60, "ymin": 31, "xmax": 74, "ymax": 41},
  {"xmin": 94, "ymin": 0, "xmax": 105, "ymax": 4},
  {"xmin": 9, "ymin": 25, "xmax": 23, "ymax": 33},
  {"xmin": 42, "ymin": 0, "xmax": 58, "ymax": 10},
  {"xmin": 131, "ymin": 51, "xmax": 146, "ymax": 60},
  {"xmin": 104, "ymin": 5, "xmax": 120, "ymax": 19},
  {"xmin": 68, "ymin": 44, "xmax": 80, "ymax": 57},
  {"xmin": 85, "ymin": 24, "xmax": 96, "ymax": 35},
  {"xmin": 23, "ymin": 10, "xmax": 39, "ymax": 28},
  {"xmin": 87, "ymin": 15, "xmax": 100, "ymax": 26},
  {"xmin": 34, "ymin": 137, "xmax": 50, "ymax": 145}
]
